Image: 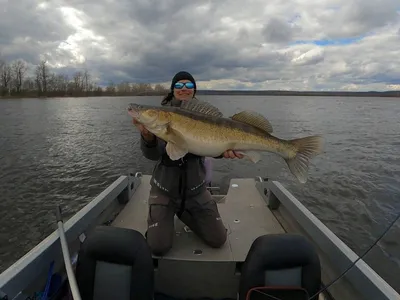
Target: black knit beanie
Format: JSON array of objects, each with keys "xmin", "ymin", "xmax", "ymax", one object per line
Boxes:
[{"xmin": 170, "ymin": 71, "xmax": 197, "ymax": 95}]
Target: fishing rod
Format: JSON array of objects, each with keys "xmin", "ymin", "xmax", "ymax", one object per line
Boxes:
[
  {"xmin": 254, "ymin": 211, "xmax": 400, "ymax": 300},
  {"xmin": 55, "ymin": 206, "xmax": 82, "ymax": 300}
]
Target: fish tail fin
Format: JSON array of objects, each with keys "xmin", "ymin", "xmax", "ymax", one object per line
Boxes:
[{"xmin": 285, "ymin": 135, "xmax": 324, "ymax": 184}]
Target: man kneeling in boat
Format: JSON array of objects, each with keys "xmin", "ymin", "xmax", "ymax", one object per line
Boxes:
[{"xmin": 132, "ymin": 71, "xmax": 243, "ymax": 255}]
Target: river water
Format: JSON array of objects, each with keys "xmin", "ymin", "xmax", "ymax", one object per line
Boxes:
[{"xmin": 0, "ymin": 95, "xmax": 399, "ymax": 292}]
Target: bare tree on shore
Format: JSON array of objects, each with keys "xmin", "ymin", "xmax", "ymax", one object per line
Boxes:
[
  {"xmin": 0, "ymin": 59, "xmax": 12, "ymax": 97},
  {"xmin": 0, "ymin": 57, "xmax": 169, "ymax": 99},
  {"xmin": 35, "ymin": 60, "xmax": 49, "ymax": 96},
  {"xmin": 11, "ymin": 60, "xmax": 27, "ymax": 94}
]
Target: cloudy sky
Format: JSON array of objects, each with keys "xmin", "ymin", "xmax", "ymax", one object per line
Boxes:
[{"xmin": 1, "ymin": 0, "xmax": 399, "ymax": 91}]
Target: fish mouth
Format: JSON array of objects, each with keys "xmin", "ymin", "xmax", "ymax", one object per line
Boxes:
[
  {"xmin": 127, "ymin": 103, "xmax": 139, "ymax": 110},
  {"xmin": 127, "ymin": 103, "xmax": 140, "ymax": 119}
]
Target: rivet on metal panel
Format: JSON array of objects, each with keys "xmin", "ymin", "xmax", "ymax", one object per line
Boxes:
[{"xmin": 79, "ymin": 233, "xmax": 86, "ymax": 243}]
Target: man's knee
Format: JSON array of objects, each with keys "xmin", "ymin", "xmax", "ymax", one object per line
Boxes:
[
  {"xmin": 146, "ymin": 229, "xmax": 173, "ymax": 256},
  {"xmin": 187, "ymin": 191, "xmax": 228, "ymax": 248},
  {"xmin": 149, "ymin": 240, "xmax": 172, "ymax": 256},
  {"xmin": 204, "ymin": 227, "xmax": 227, "ymax": 248}
]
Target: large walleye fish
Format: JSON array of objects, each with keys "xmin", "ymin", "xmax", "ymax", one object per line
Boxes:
[{"xmin": 127, "ymin": 99, "xmax": 323, "ymax": 183}]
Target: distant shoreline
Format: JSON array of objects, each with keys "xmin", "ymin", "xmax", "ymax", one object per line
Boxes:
[
  {"xmin": 1, "ymin": 89, "xmax": 399, "ymax": 99},
  {"xmin": 197, "ymin": 90, "xmax": 400, "ymax": 97},
  {"xmin": 1, "ymin": 59, "xmax": 399, "ymax": 99}
]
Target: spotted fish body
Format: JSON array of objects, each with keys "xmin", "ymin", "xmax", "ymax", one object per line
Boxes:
[{"xmin": 128, "ymin": 99, "xmax": 323, "ymax": 183}]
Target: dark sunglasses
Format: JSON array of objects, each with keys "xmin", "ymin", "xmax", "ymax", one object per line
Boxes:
[{"xmin": 174, "ymin": 82, "xmax": 195, "ymax": 89}]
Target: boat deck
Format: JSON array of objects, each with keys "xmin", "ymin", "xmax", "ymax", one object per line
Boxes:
[{"xmin": 112, "ymin": 175, "xmax": 285, "ymax": 262}]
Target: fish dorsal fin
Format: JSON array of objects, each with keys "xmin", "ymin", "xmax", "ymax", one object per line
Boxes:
[
  {"xmin": 230, "ymin": 111, "xmax": 273, "ymax": 133},
  {"xmin": 180, "ymin": 99, "xmax": 223, "ymax": 117}
]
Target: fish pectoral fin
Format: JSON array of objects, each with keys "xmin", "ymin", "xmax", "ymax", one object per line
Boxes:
[
  {"xmin": 166, "ymin": 142, "xmax": 188, "ymax": 160},
  {"xmin": 236, "ymin": 150, "xmax": 261, "ymax": 163},
  {"xmin": 230, "ymin": 111, "xmax": 273, "ymax": 133},
  {"xmin": 165, "ymin": 128, "xmax": 189, "ymax": 160}
]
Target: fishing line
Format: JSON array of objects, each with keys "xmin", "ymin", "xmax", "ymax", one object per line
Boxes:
[{"xmin": 253, "ymin": 212, "xmax": 400, "ymax": 300}]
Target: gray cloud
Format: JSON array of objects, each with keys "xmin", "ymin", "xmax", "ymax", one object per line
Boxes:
[
  {"xmin": 262, "ymin": 17, "xmax": 295, "ymax": 44},
  {"xmin": 0, "ymin": 1, "xmax": 74, "ymax": 63},
  {"xmin": 344, "ymin": 0, "xmax": 399, "ymax": 33},
  {"xmin": 1, "ymin": 0, "xmax": 399, "ymax": 90}
]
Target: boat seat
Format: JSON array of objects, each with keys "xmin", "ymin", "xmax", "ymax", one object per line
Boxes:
[
  {"xmin": 238, "ymin": 233, "xmax": 321, "ymax": 300},
  {"xmin": 75, "ymin": 225, "xmax": 154, "ymax": 300}
]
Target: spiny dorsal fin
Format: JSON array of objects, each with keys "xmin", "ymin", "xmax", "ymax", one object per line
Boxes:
[
  {"xmin": 230, "ymin": 111, "xmax": 273, "ymax": 133},
  {"xmin": 180, "ymin": 99, "xmax": 223, "ymax": 117}
]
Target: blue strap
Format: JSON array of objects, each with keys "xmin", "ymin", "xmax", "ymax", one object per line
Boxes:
[{"xmin": 41, "ymin": 261, "xmax": 54, "ymax": 300}]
